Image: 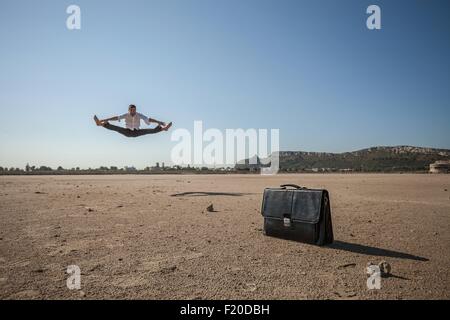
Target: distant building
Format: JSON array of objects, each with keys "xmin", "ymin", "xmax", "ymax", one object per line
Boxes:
[
  {"xmin": 149, "ymin": 162, "xmax": 162, "ymax": 171},
  {"xmin": 234, "ymin": 155, "xmax": 264, "ymax": 171},
  {"xmin": 430, "ymin": 160, "xmax": 450, "ymax": 173}
]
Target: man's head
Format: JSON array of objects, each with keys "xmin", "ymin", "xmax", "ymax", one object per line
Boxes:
[{"xmin": 128, "ymin": 104, "xmax": 137, "ymax": 116}]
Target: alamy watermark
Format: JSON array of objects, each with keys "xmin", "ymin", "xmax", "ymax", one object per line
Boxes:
[
  {"xmin": 170, "ymin": 121, "xmax": 280, "ymax": 175},
  {"xmin": 66, "ymin": 5, "xmax": 81, "ymax": 30},
  {"xmin": 366, "ymin": 264, "xmax": 382, "ymax": 290},
  {"xmin": 66, "ymin": 265, "xmax": 81, "ymax": 290},
  {"xmin": 65, "ymin": 4, "xmax": 380, "ymax": 31},
  {"xmin": 367, "ymin": 5, "xmax": 381, "ymax": 30},
  {"xmin": 66, "ymin": 4, "xmax": 380, "ymax": 31}
]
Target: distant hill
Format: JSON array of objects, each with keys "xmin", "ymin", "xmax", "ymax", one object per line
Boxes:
[{"xmin": 236, "ymin": 146, "xmax": 450, "ymax": 172}]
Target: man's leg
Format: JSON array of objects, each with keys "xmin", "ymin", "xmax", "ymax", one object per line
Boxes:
[
  {"xmin": 103, "ymin": 122, "xmax": 133, "ymax": 137},
  {"xmin": 132, "ymin": 126, "xmax": 164, "ymax": 137}
]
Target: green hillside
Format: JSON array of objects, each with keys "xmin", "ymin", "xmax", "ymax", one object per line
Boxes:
[{"xmin": 236, "ymin": 146, "xmax": 450, "ymax": 172}]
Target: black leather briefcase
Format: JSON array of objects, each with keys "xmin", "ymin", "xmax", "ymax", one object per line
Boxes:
[{"xmin": 261, "ymin": 184, "xmax": 333, "ymax": 245}]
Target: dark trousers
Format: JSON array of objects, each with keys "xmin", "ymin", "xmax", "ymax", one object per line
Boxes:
[{"xmin": 103, "ymin": 123, "xmax": 163, "ymax": 137}]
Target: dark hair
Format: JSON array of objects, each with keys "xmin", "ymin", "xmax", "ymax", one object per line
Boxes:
[{"xmin": 129, "ymin": 104, "xmax": 137, "ymax": 109}]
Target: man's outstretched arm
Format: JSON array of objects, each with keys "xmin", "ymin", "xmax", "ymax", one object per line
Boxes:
[
  {"xmin": 148, "ymin": 117, "xmax": 165, "ymax": 126},
  {"xmin": 100, "ymin": 116, "xmax": 119, "ymax": 122},
  {"xmin": 143, "ymin": 114, "xmax": 165, "ymax": 126},
  {"xmin": 94, "ymin": 115, "xmax": 117, "ymax": 126}
]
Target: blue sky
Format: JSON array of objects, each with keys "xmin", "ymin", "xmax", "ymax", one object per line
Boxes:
[{"xmin": 1, "ymin": 0, "xmax": 449, "ymax": 169}]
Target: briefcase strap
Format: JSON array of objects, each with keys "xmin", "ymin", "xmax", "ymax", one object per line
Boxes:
[{"xmin": 280, "ymin": 184, "xmax": 306, "ymax": 190}]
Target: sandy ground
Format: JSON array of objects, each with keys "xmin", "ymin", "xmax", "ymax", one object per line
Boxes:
[{"xmin": 0, "ymin": 174, "xmax": 449, "ymax": 300}]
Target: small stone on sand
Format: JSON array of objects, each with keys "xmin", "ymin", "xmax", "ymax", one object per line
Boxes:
[{"xmin": 378, "ymin": 260, "xmax": 391, "ymax": 276}]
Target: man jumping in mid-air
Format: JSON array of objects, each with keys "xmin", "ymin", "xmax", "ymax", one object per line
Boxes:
[{"xmin": 94, "ymin": 104, "xmax": 172, "ymax": 138}]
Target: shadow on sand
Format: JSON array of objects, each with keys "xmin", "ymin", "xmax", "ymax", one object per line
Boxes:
[
  {"xmin": 170, "ymin": 191, "xmax": 251, "ymax": 197},
  {"xmin": 328, "ymin": 240, "xmax": 429, "ymax": 262}
]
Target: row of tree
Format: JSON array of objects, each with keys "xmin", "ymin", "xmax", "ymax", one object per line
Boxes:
[
  {"xmin": 0, "ymin": 164, "xmax": 238, "ymax": 175},
  {"xmin": 0, "ymin": 166, "xmax": 70, "ymax": 172}
]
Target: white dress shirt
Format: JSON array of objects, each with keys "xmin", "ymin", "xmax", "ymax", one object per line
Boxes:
[{"xmin": 117, "ymin": 112, "xmax": 150, "ymax": 130}]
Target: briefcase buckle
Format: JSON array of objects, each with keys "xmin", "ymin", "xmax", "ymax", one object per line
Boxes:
[{"xmin": 283, "ymin": 217, "xmax": 291, "ymax": 227}]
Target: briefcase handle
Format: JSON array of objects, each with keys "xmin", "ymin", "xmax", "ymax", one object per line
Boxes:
[{"xmin": 280, "ymin": 184, "xmax": 306, "ymax": 189}]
